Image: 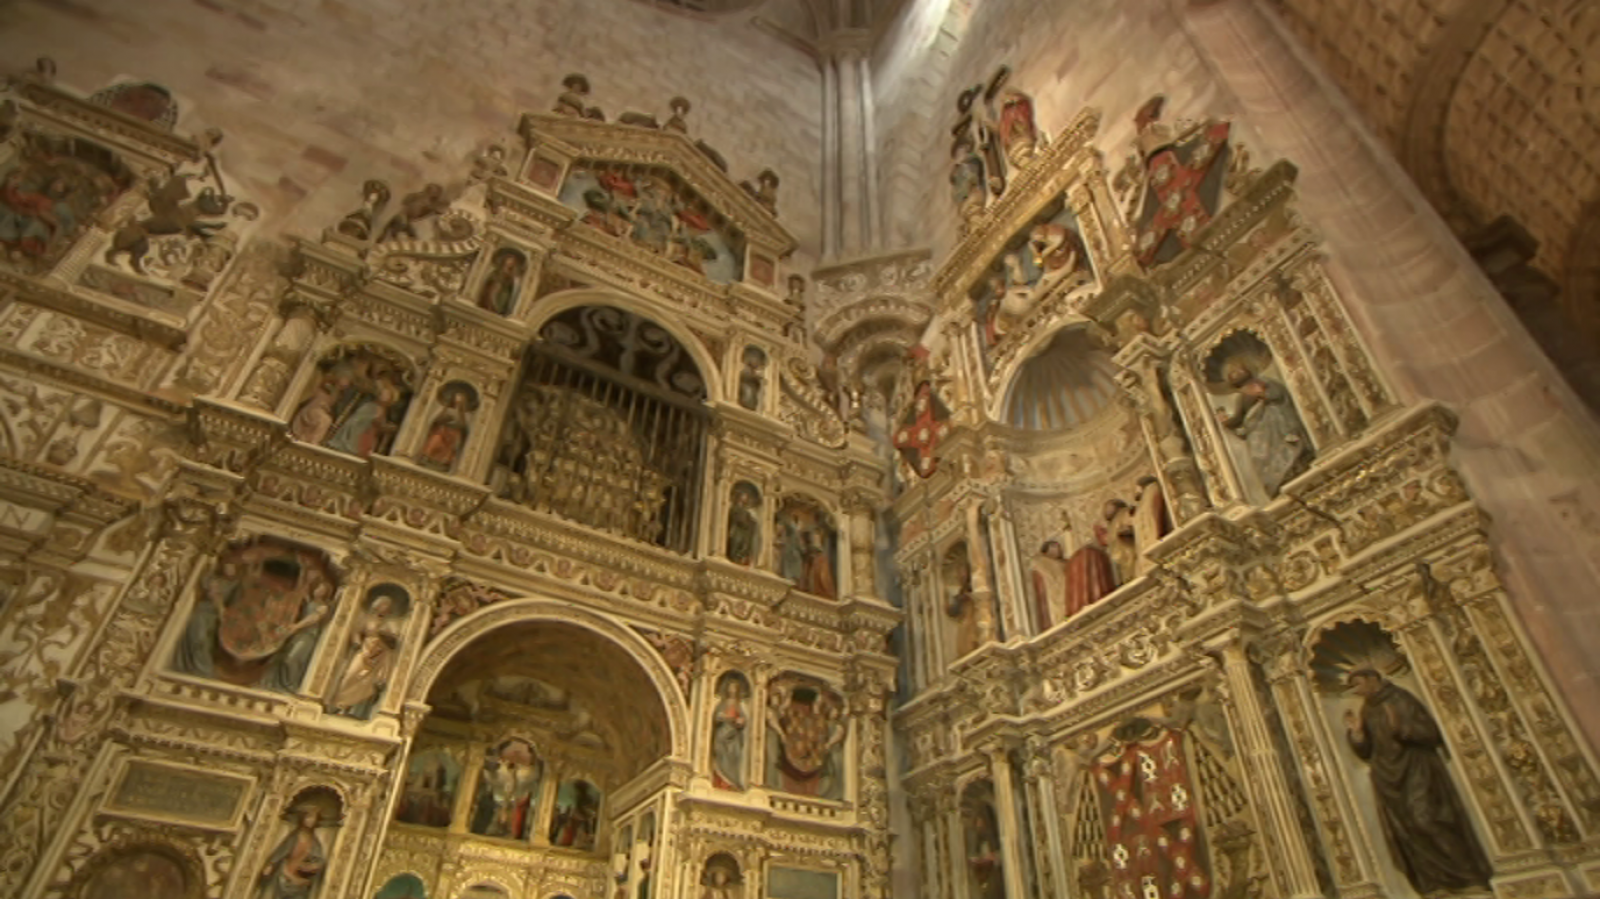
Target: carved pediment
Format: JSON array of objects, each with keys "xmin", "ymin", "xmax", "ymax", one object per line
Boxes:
[{"xmin": 518, "ymin": 112, "xmax": 798, "ymax": 267}]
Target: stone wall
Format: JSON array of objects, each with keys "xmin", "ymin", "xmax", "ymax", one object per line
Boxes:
[{"xmin": 0, "ymin": 0, "xmax": 825, "ymax": 259}]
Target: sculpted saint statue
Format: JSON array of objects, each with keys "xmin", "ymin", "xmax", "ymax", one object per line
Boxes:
[{"xmin": 1344, "ymin": 670, "xmax": 1493, "ymax": 894}]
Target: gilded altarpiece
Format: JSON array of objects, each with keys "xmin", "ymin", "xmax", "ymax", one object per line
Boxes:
[
  {"xmin": 0, "ymin": 72, "xmax": 899, "ymax": 899},
  {"xmin": 893, "ymin": 95, "xmax": 1600, "ymax": 899}
]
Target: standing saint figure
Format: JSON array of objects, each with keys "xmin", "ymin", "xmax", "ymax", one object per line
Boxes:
[
  {"xmin": 711, "ymin": 674, "xmax": 749, "ymax": 790},
  {"xmin": 1064, "ymin": 514, "xmax": 1118, "ymax": 619},
  {"xmin": 257, "ymin": 802, "xmax": 330, "ymax": 899},
  {"xmin": 945, "ymin": 558, "xmax": 983, "ymax": 657},
  {"xmin": 1029, "ymin": 540, "xmax": 1069, "ymax": 631},
  {"xmin": 418, "ymin": 384, "xmax": 476, "ymax": 472},
  {"xmin": 1130, "ymin": 476, "xmax": 1171, "ymax": 577},
  {"xmin": 328, "ymin": 589, "xmax": 405, "ymax": 719},
  {"xmin": 1344, "ymin": 670, "xmax": 1493, "ymax": 894},
  {"xmin": 1103, "ymin": 499, "xmax": 1137, "ymax": 584},
  {"xmin": 1215, "ymin": 359, "xmax": 1313, "ymax": 498},
  {"xmin": 725, "ymin": 484, "xmax": 760, "ymax": 566},
  {"xmin": 476, "ymin": 249, "xmax": 525, "ymax": 315}
]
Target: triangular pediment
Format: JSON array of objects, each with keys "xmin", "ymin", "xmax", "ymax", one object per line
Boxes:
[{"xmin": 519, "ymin": 112, "xmax": 798, "ymax": 268}]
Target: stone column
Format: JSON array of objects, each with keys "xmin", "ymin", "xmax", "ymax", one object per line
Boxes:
[
  {"xmin": 963, "ymin": 501, "xmax": 997, "ymax": 646},
  {"xmin": 943, "ymin": 790, "xmax": 972, "ymax": 899},
  {"xmin": 1178, "ymin": 0, "xmax": 1600, "ymax": 744},
  {"xmin": 1115, "ymin": 337, "xmax": 1212, "ymax": 524},
  {"xmin": 835, "ymin": 44, "xmax": 864, "ymax": 254},
  {"xmin": 846, "ymin": 499, "xmax": 879, "ymax": 600},
  {"xmin": 237, "ymin": 299, "xmax": 320, "ymax": 412},
  {"xmin": 1209, "ymin": 632, "xmax": 1324, "ymax": 898},
  {"xmin": 1023, "ymin": 741, "xmax": 1070, "ymax": 899},
  {"xmin": 821, "ymin": 54, "xmax": 840, "ymax": 257},
  {"xmin": 857, "ymin": 53, "xmax": 883, "ymax": 251},
  {"xmin": 984, "ymin": 744, "xmax": 1030, "ymax": 899}
]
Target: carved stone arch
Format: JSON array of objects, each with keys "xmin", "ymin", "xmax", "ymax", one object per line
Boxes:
[
  {"xmin": 814, "ymin": 295, "xmax": 933, "ymax": 350},
  {"xmin": 370, "ymin": 867, "xmax": 433, "ymax": 899},
  {"xmin": 408, "ymin": 598, "xmax": 690, "ymax": 762},
  {"xmin": 449, "ymin": 873, "xmax": 518, "ymax": 899},
  {"xmin": 522, "ymin": 286, "xmax": 724, "ymax": 405}
]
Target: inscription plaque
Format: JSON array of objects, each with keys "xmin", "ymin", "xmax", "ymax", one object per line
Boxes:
[
  {"xmin": 767, "ymin": 866, "xmax": 839, "ymax": 899},
  {"xmin": 103, "ymin": 759, "xmax": 252, "ymax": 829}
]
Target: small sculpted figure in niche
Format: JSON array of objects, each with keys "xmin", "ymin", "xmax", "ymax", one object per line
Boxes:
[
  {"xmin": 1029, "ymin": 539, "xmax": 1069, "ymax": 631},
  {"xmin": 1344, "ymin": 670, "xmax": 1493, "ymax": 893},
  {"xmin": 1130, "ymin": 476, "xmax": 1171, "ymax": 577},
  {"xmin": 1213, "ymin": 357, "xmax": 1314, "ymax": 498},
  {"xmin": 634, "ymin": 814, "xmax": 656, "ymax": 899},
  {"xmin": 663, "ymin": 96, "xmax": 691, "ymax": 134},
  {"xmin": 256, "ymin": 795, "xmax": 337, "ymax": 899},
  {"xmin": 699, "ymin": 856, "xmax": 741, "ymax": 899},
  {"xmin": 945, "ymin": 555, "xmax": 983, "ymax": 658},
  {"xmin": 784, "ymin": 273, "xmax": 807, "ymax": 313},
  {"xmin": 549, "ymin": 779, "xmax": 601, "ymax": 850},
  {"xmin": 610, "ymin": 824, "xmax": 633, "ymax": 899},
  {"xmin": 377, "ymin": 183, "xmax": 449, "ymax": 243},
  {"xmin": 1103, "ymin": 499, "xmax": 1137, "ymax": 585},
  {"xmin": 394, "ymin": 745, "xmax": 461, "ymax": 827},
  {"xmin": 327, "ymin": 584, "xmax": 408, "ymax": 719},
  {"xmin": 711, "ymin": 673, "xmax": 750, "ymax": 790},
  {"xmin": 1064, "ymin": 512, "xmax": 1118, "ymax": 619},
  {"xmin": 962, "ymin": 789, "xmax": 1006, "ymax": 899},
  {"xmin": 737, "ymin": 345, "xmax": 766, "ymax": 411},
  {"xmin": 950, "ymin": 129, "xmax": 988, "ymax": 230},
  {"xmin": 766, "ymin": 680, "xmax": 847, "ymax": 799},
  {"xmin": 469, "ymin": 737, "xmax": 542, "ymax": 841},
  {"xmin": 417, "ymin": 382, "xmax": 478, "ymax": 473},
  {"xmin": 741, "ymin": 168, "xmax": 779, "ymax": 214},
  {"xmin": 725, "ymin": 482, "xmax": 760, "ymax": 566},
  {"xmin": 476, "ymin": 247, "xmax": 525, "ymax": 315},
  {"xmin": 335, "ymin": 179, "xmax": 390, "ymax": 241},
  {"xmin": 173, "ymin": 541, "xmax": 338, "ymax": 694}
]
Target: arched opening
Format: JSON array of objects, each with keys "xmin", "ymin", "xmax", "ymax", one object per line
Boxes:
[
  {"xmin": 491, "ymin": 304, "xmax": 711, "ymax": 553},
  {"xmin": 385, "ymin": 616, "xmax": 676, "ymax": 889}
]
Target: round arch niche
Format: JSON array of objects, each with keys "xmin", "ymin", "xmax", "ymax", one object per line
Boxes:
[
  {"xmin": 1000, "ymin": 327, "xmax": 1120, "ymax": 431},
  {"xmin": 414, "ymin": 615, "xmax": 677, "ymax": 783},
  {"xmin": 409, "ymin": 602, "xmax": 686, "ymax": 766}
]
